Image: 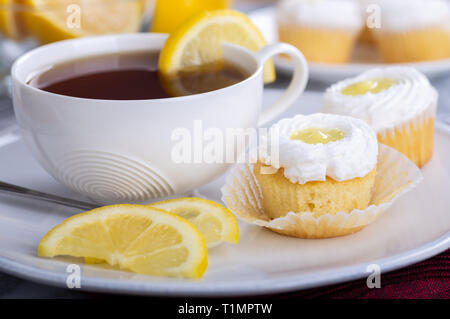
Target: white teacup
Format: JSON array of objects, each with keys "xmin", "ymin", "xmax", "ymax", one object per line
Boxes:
[{"xmin": 12, "ymin": 33, "xmax": 308, "ymax": 204}]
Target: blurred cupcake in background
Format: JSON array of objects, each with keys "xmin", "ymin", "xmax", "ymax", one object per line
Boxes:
[
  {"xmin": 322, "ymin": 67, "xmax": 438, "ymax": 167},
  {"xmin": 276, "ymin": 0, "xmax": 364, "ymax": 64},
  {"xmin": 373, "ymin": 0, "xmax": 450, "ymax": 63}
]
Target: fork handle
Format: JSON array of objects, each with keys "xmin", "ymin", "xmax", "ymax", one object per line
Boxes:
[{"xmin": 0, "ymin": 181, "xmax": 98, "ymax": 211}]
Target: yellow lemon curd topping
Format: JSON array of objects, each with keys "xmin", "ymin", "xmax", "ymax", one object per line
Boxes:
[
  {"xmin": 290, "ymin": 127, "xmax": 346, "ymax": 144},
  {"xmin": 341, "ymin": 78, "xmax": 397, "ymax": 96}
]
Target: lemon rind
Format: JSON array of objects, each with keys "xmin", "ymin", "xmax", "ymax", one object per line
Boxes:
[{"xmin": 150, "ymin": 197, "xmax": 239, "ymax": 246}]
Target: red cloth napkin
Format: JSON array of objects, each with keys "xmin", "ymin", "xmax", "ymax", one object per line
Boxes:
[{"xmin": 278, "ymin": 249, "xmax": 450, "ymax": 299}]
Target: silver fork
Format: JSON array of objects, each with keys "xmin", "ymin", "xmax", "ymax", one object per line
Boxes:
[{"xmin": 0, "ymin": 180, "xmax": 98, "ymax": 211}]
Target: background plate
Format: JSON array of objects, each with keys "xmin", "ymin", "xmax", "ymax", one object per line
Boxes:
[
  {"xmin": 0, "ymin": 90, "xmax": 449, "ymax": 296},
  {"xmin": 249, "ymin": 7, "xmax": 450, "ymax": 83}
]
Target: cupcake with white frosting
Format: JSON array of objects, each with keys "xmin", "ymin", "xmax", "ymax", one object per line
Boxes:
[
  {"xmin": 322, "ymin": 67, "xmax": 437, "ymax": 167},
  {"xmin": 254, "ymin": 113, "xmax": 378, "ymax": 222},
  {"xmin": 276, "ymin": 0, "xmax": 364, "ymax": 63},
  {"xmin": 373, "ymin": 0, "xmax": 450, "ymax": 62}
]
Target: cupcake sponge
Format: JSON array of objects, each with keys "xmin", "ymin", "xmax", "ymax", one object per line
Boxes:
[{"xmin": 254, "ymin": 161, "xmax": 377, "ymax": 219}]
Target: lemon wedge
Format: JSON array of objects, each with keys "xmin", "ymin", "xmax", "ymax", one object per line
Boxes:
[
  {"xmin": 39, "ymin": 204, "xmax": 208, "ymax": 278},
  {"xmin": 21, "ymin": 0, "xmax": 143, "ymax": 44},
  {"xmin": 151, "ymin": 198, "xmax": 239, "ymax": 247},
  {"xmin": 158, "ymin": 9, "xmax": 276, "ymax": 85}
]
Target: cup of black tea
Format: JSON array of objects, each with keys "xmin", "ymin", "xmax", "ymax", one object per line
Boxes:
[{"xmin": 12, "ymin": 33, "xmax": 308, "ymax": 203}]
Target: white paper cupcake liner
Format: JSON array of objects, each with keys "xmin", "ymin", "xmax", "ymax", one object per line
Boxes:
[
  {"xmin": 221, "ymin": 144, "xmax": 423, "ymax": 238},
  {"xmin": 377, "ymin": 91, "xmax": 437, "ymax": 139},
  {"xmin": 376, "ymin": 93, "xmax": 437, "ymax": 168}
]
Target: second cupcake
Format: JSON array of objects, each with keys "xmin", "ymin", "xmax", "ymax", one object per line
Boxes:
[{"xmin": 322, "ymin": 67, "xmax": 438, "ymax": 167}]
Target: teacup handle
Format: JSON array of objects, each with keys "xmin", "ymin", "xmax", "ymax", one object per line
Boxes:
[{"xmin": 255, "ymin": 43, "xmax": 308, "ymax": 126}]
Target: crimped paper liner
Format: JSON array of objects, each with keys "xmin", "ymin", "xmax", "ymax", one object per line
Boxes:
[
  {"xmin": 377, "ymin": 93, "xmax": 437, "ymax": 168},
  {"xmin": 221, "ymin": 144, "xmax": 423, "ymax": 239}
]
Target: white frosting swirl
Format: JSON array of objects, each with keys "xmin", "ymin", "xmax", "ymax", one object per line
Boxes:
[
  {"xmin": 376, "ymin": 0, "xmax": 450, "ymax": 31},
  {"xmin": 322, "ymin": 67, "xmax": 438, "ymax": 132},
  {"xmin": 277, "ymin": 0, "xmax": 364, "ymax": 30},
  {"xmin": 258, "ymin": 113, "xmax": 378, "ymax": 184}
]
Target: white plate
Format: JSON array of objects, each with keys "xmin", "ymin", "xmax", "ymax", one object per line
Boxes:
[
  {"xmin": 0, "ymin": 90, "xmax": 449, "ymax": 297},
  {"xmin": 249, "ymin": 7, "xmax": 450, "ymax": 83}
]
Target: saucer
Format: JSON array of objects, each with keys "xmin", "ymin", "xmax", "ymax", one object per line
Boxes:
[
  {"xmin": 249, "ymin": 7, "xmax": 450, "ymax": 83},
  {"xmin": 0, "ymin": 90, "xmax": 449, "ymax": 296}
]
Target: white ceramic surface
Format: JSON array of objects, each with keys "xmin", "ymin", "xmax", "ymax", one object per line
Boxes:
[
  {"xmin": 11, "ymin": 33, "xmax": 308, "ymax": 204},
  {"xmin": 0, "ymin": 90, "xmax": 448, "ymax": 297},
  {"xmin": 249, "ymin": 7, "xmax": 450, "ymax": 83}
]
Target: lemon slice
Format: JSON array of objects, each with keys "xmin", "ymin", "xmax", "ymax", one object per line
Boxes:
[
  {"xmin": 151, "ymin": 198, "xmax": 239, "ymax": 247},
  {"xmin": 22, "ymin": 0, "xmax": 143, "ymax": 44},
  {"xmin": 158, "ymin": 9, "xmax": 276, "ymax": 85},
  {"xmin": 39, "ymin": 204, "xmax": 208, "ymax": 278}
]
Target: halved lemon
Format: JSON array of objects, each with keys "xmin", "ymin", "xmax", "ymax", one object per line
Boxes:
[
  {"xmin": 151, "ymin": 0, "xmax": 231, "ymax": 33},
  {"xmin": 158, "ymin": 9, "xmax": 276, "ymax": 85},
  {"xmin": 39, "ymin": 204, "xmax": 208, "ymax": 278},
  {"xmin": 150, "ymin": 198, "xmax": 239, "ymax": 247},
  {"xmin": 0, "ymin": 0, "xmax": 24, "ymax": 39},
  {"xmin": 21, "ymin": 0, "xmax": 144, "ymax": 44}
]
